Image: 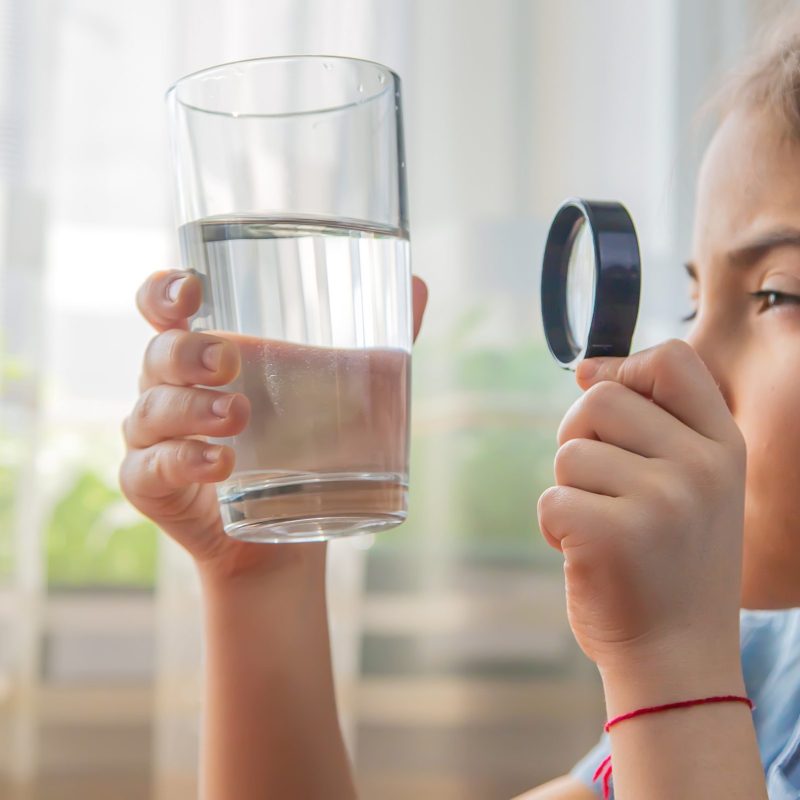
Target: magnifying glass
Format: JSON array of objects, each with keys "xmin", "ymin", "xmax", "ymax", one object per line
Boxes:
[{"xmin": 541, "ymin": 198, "xmax": 641, "ymax": 370}]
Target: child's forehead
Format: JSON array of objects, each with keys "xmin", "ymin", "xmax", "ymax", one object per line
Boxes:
[{"xmin": 694, "ymin": 108, "xmax": 800, "ymax": 256}]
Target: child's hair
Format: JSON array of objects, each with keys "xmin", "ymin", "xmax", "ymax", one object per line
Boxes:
[{"xmin": 711, "ymin": 4, "xmax": 800, "ymax": 139}]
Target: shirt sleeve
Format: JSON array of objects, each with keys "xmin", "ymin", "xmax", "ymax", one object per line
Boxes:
[{"xmin": 570, "ymin": 731, "xmax": 612, "ymax": 797}]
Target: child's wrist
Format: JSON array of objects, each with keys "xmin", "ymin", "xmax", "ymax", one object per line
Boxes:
[
  {"xmin": 196, "ymin": 541, "xmax": 328, "ymax": 596},
  {"xmin": 598, "ymin": 645, "xmax": 745, "ymax": 720}
]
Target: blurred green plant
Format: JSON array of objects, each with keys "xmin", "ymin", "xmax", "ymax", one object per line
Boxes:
[
  {"xmin": 389, "ymin": 423, "xmax": 561, "ymax": 567},
  {"xmin": 454, "ymin": 425, "xmax": 558, "ymax": 542},
  {"xmin": 3, "ymin": 327, "xmax": 157, "ymax": 588},
  {"xmin": 376, "ymin": 306, "xmax": 575, "ymax": 570},
  {"xmin": 454, "ymin": 341, "xmax": 564, "ymax": 395},
  {"xmin": 45, "ymin": 469, "xmax": 157, "ymax": 588}
]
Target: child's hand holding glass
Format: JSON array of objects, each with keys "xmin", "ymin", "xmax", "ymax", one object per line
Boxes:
[{"xmin": 119, "ymin": 268, "xmax": 428, "ymax": 584}]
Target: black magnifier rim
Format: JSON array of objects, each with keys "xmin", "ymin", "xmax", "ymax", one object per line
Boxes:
[{"xmin": 541, "ymin": 198, "xmax": 641, "ymax": 369}]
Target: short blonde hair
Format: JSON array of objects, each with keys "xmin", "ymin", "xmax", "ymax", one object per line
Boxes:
[{"xmin": 713, "ymin": 5, "xmax": 800, "ymax": 138}]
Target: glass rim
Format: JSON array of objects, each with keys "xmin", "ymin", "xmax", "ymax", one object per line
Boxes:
[{"xmin": 165, "ymin": 54, "xmax": 400, "ymax": 120}]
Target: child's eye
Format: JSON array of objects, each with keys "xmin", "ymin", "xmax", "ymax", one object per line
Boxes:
[
  {"xmin": 750, "ymin": 289, "xmax": 800, "ymax": 312},
  {"xmin": 682, "ymin": 289, "xmax": 800, "ymax": 322}
]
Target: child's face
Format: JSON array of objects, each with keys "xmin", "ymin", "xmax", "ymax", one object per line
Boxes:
[{"xmin": 689, "ymin": 108, "xmax": 800, "ymax": 608}]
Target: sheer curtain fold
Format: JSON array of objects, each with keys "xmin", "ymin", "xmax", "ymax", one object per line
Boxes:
[{"xmin": 1, "ymin": 0, "xmax": 59, "ymax": 787}]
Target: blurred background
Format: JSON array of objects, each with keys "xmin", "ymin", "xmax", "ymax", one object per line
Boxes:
[{"xmin": 0, "ymin": 0, "xmax": 792, "ymax": 798}]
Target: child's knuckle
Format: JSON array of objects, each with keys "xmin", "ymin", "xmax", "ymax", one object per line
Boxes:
[
  {"xmin": 174, "ymin": 440, "xmax": 196, "ymax": 469},
  {"xmin": 643, "ymin": 469, "xmax": 693, "ymax": 517},
  {"xmin": 658, "ymin": 338, "xmax": 693, "ymax": 367},
  {"xmin": 118, "ymin": 457, "xmax": 136, "ymax": 502},
  {"xmin": 175, "ymin": 387, "xmax": 195, "ymax": 419},
  {"xmin": 554, "ymin": 439, "xmax": 587, "ymax": 480},
  {"xmin": 143, "ymin": 333, "xmax": 161, "ymax": 370},
  {"xmin": 135, "ymin": 386, "xmax": 160, "ymax": 428},
  {"xmin": 583, "ymin": 379, "xmax": 621, "ymax": 413},
  {"xmin": 143, "ymin": 446, "xmax": 166, "ymax": 484},
  {"xmin": 166, "ymin": 329, "xmax": 190, "ymax": 368},
  {"xmin": 537, "ymin": 486, "xmax": 559, "ymax": 520}
]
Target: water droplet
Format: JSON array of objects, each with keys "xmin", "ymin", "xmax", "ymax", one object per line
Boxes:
[
  {"xmin": 323, "ymin": 61, "xmax": 333, "ymax": 71},
  {"xmin": 358, "ymin": 83, "xmax": 364, "ymax": 93},
  {"xmin": 401, "ymin": 161, "xmax": 405, "ymax": 168},
  {"xmin": 378, "ymin": 73, "xmax": 386, "ymax": 85}
]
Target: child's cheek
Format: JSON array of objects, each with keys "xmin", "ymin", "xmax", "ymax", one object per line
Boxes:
[{"xmin": 737, "ymin": 373, "xmax": 800, "ymax": 550}]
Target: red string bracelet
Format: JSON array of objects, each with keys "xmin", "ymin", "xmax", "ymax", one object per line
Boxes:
[{"xmin": 591, "ymin": 695, "xmax": 754, "ymax": 799}]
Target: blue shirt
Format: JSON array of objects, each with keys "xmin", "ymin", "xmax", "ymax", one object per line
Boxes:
[{"xmin": 571, "ymin": 608, "xmax": 800, "ymax": 798}]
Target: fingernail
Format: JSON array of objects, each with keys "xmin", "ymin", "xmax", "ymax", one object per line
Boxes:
[
  {"xmin": 203, "ymin": 445, "xmax": 223, "ymax": 463},
  {"xmin": 211, "ymin": 395, "xmax": 233, "ymax": 418},
  {"xmin": 167, "ymin": 276, "xmax": 187, "ymax": 302},
  {"xmin": 202, "ymin": 342, "xmax": 223, "ymax": 372},
  {"xmin": 577, "ymin": 359, "xmax": 600, "ymax": 380}
]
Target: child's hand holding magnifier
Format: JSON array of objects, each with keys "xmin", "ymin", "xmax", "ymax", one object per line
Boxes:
[
  {"xmin": 538, "ymin": 200, "xmax": 748, "ymax": 715},
  {"xmin": 541, "ymin": 341, "xmax": 747, "ymax": 704}
]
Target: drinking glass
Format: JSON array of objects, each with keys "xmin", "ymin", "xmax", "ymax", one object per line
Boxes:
[{"xmin": 166, "ymin": 56, "xmax": 411, "ymax": 543}]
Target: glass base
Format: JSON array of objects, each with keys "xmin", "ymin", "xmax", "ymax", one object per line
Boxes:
[
  {"xmin": 225, "ymin": 513, "xmax": 404, "ymax": 543},
  {"xmin": 218, "ymin": 471, "xmax": 407, "ymax": 543}
]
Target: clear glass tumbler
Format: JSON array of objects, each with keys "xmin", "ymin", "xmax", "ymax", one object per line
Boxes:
[{"xmin": 165, "ymin": 56, "xmax": 412, "ymax": 543}]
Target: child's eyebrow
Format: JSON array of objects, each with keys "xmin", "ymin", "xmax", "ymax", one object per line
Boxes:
[{"xmin": 727, "ymin": 226, "xmax": 800, "ymax": 268}]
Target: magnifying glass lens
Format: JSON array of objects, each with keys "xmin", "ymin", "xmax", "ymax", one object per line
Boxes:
[
  {"xmin": 565, "ymin": 219, "xmax": 597, "ymax": 350},
  {"xmin": 541, "ymin": 198, "xmax": 640, "ymax": 369}
]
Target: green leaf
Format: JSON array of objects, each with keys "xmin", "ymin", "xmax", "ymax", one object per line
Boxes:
[{"xmin": 45, "ymin": 469, "xmax": 157, "ymax": 588}]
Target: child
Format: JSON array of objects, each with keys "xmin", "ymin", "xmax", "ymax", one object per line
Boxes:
[{"xmin": 120, "ymin": 13, "xmax": 800, "ymax": 800}]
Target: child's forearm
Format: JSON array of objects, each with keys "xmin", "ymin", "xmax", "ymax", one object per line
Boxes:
[
  {"xmin": 197, "ymin": 548, "xmax": 357, "ymax": 800},
  {"xmin": 600, "ymin": 652, "xmax": 766, "ymax": 799}
]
